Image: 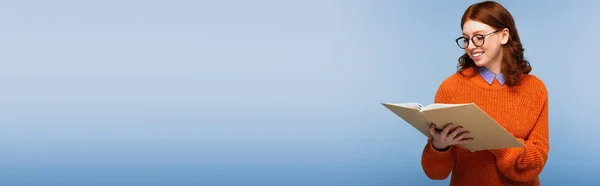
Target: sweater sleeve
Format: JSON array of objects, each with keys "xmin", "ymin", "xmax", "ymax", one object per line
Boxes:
[
  {"xmin": 421, "ymin": 138, "xmax": 456, "ymax": 180},
  {"xmin": 420, "ymin": 79, "xmax": 457, "ymax": 180},
  {"xmin": 488, "ymin": 98, "xmax": 550, "ymax": 182}
]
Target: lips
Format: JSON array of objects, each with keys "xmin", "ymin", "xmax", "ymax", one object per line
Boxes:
[
  {"xmin": 472, "ymin": 52, "xmax": 484, "ymax": 57},
  {"xmin": 471, "ymin": 51, "xmax": 484, "ymax": 60}
]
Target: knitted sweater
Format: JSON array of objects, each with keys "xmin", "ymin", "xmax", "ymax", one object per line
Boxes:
[{"xmin": 421, "ymin": 66, "xmax": 549, "ymax": 186}]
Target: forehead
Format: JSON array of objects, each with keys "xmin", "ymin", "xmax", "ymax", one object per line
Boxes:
[{"xmin": 462, "ymin": 20, "xmax": 494, "ymax": 35}]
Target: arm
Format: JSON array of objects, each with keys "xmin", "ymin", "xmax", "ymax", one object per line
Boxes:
[
  {"xmin": 421, "ymin": 138, "xmax": 456, "ymax": 180},
  {"xmin": 420, "ymin": 80, "xmax": 457, "ymax": 180},
  {"xmin": 488, "ymin": 98, "xmax": 549, "ymax": 182}
]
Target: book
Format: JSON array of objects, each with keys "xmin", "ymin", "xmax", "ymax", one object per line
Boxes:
[{"xmin": 381, "ymin": 102, "xmax": 524, "ymax": 152}]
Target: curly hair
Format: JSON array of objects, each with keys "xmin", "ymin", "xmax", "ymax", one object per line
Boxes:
[{"xmin": 457, "ymin": 1, "xmax": 532, "ymax": 87}]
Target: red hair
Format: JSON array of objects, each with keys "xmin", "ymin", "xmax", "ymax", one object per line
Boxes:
[{"xmin": 457, "ymin": 1, "xmax": 531, "ymax": 87}]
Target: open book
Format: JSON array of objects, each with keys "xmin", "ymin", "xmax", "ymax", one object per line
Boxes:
[{"xmin": 381, "ymin": 102, "xmax": 524, "ymax": 152}]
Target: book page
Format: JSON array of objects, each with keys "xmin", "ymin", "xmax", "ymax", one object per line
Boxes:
[
  {"xmin": 422, "ymin": 103, "xmax": 468, "ymax": 110},
  {"xmin": 381, "ymin": 102, "xmax": 433, "ymax": 138},
  {"xmin": 389, "ymin": 103, "xmax": 423, "ymax": 110}
]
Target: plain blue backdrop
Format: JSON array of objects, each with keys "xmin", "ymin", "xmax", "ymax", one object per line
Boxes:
[{"xmin": 1, "ymin": 0, "xmax": 598, "ymax": 185}]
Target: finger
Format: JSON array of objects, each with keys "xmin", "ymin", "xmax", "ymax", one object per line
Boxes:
[
  {"xmin": 429, "ymin": 124, "xmax": 436, "ymax": 136},
  {"xmin": 456, "ymin": 137, "xmax": 474, "ymax": 144},
  {"xmin": 453, "ymin": 131, "xmax": 470, "ymax": 141},
  {"xmin": 441, "ymin": 123, "xmax": 453, "ymax": 138},
  {"xmin": 449, "ymin": 127, "xmax": 465, "ymax": 139}
]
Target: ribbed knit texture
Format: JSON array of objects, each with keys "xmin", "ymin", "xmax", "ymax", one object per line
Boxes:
[{"xmin": 421, "ymin": 67, "xmax": 549, "ymax": 186}]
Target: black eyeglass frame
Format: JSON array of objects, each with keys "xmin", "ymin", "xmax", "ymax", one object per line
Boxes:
[{"xmin": 455, "ymin": 29, "xmax": 502, "ymax": 49}]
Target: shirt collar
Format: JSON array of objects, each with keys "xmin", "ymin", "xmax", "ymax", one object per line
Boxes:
[{"xmin": 478, "ymin": 66, "xmax": 505, "ymax": 86}]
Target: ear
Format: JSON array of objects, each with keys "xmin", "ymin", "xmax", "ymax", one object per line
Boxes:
[{"xmin": 500, "ymin": 28, "xmax": 510, "ymax": 45}]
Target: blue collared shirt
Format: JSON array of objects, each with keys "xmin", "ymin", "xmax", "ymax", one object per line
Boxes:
[{"xmin": 478, "ymin": 67, "xmax": 505, "ymax": 86}]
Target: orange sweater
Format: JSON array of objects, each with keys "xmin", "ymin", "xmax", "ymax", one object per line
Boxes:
[{"xmin": 421, "ymin": 67, "xmax": 549, "ymax": 186}]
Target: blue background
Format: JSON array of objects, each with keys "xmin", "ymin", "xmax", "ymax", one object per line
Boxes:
[{"xmin": 1, "ymin": 0, "xmax": 598, "ymax": 185}]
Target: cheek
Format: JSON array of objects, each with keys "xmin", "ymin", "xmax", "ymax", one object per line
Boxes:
[
  {"xmin": 483, "ymin": 44, "xmax": 501, "ymax": 57},
  {"xmin": 485, "ymin": 38, "xmax": 503, "ymax": 53}
]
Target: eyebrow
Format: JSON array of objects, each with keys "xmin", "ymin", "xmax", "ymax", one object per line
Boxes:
[{"xmin": 463, "ymin": 30, "xmax": 487, "ymax": 36}]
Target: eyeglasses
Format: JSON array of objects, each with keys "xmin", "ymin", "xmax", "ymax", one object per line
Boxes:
[{"xmin": 455, "ymin": 29, "xmax": 502, "ymax": 49}]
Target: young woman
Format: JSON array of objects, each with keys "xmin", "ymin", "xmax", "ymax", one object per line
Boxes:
[{"xmin": 420, "ymin": 1, "xmax": 549, "ymax": 185}]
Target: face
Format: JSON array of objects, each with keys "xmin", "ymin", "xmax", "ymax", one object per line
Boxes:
[{"xmin": 460, "ymin": 20, "xmax": 509, "ymax": 68}]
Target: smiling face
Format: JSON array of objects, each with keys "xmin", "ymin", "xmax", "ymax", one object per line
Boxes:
[{"xmin": 461, "ymin": 20, "xmax": 509, "ymax": 73}]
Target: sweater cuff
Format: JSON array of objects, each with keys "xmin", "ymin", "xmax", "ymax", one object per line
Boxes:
[{"xmin": 427, "ymin": 138, "xmax": 453, "ymax": 154}]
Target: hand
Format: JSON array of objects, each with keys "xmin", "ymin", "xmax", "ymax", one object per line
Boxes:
[{"xmin": 429, "ymin": 123, "xmax": 473, "ymax": 150}]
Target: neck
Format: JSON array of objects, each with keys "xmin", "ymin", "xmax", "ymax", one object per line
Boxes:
[{"xmin": 485, "ymin": 63, "xmax": 501, "ymax": 75}]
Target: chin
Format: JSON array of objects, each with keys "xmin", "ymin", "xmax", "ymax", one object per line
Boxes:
[{"xmin": 473, "ymin": 60, "xmax": 486, "ymax": 67}]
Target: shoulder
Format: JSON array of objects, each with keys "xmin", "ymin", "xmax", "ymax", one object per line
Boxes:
[
  {"xmin": 518, "ymin": 74, "xmax": 548, "ymax": 97},
  {"xmin": 434, "ymin": 71, "xmax": 469, "ymax": 103},
  {"xmin": 437, "ymin": 70, "xmax": 470, "ymax": 92},
  {"xmin": 438, "ymin": 66, "xmax": 478, "ymax": 89}
]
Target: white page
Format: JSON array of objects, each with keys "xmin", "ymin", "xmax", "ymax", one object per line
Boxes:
[
  {"xmin": 390, "ymin": 103, "xmax": 423, "ymax": 110},
  {"xmin": 422, "ymin": 103, "xmax": 467, "ymax": 110}
]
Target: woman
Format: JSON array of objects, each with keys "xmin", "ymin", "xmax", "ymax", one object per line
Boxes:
[{"xmin": 420, "ymin": 1, "xmax": 549, "ymax": 185}]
